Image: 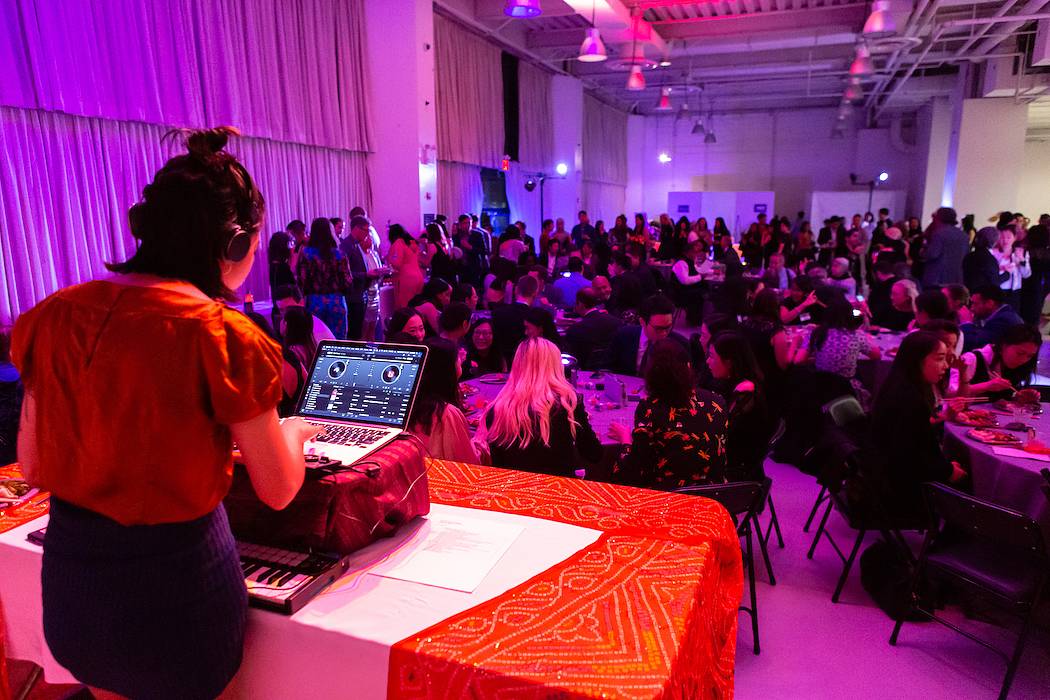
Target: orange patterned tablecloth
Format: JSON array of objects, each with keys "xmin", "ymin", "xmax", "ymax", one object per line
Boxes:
[
  {"xmin": 388, "ymin": 461, "xmax": 743, "ymax": 700},
  {"xmin": 0, "ymin": 464, "xmax": 48, "ymax": 535}
]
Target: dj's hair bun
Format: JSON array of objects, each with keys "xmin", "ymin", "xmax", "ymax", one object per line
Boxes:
[{"xmin": 179, "ymin": 126, "xmax": 241, "ymax": 163}]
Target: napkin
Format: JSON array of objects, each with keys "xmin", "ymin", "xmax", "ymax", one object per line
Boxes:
[{"xmin": 991, "ymin": 446, "xmax": 1050, "ymax": 462}]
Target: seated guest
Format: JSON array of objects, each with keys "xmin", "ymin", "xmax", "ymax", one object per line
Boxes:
[
  {"xmin": 492, "ymin": 275, "xmax": 540, "ymax": 364},
  {"xmin": 794, "ymin": 295, "xmax": 881, "ymax": 407},
  {"xmin": 921, "ymin": 319, "xmax": 964, "ymax": 398},
  {"xmin": 0, "ymin": 327, "xmax": 23, "ymax": 466},
  {"xmin": 868, "ymin": 260, "xmax": 899, "ymax": 325},
  {"xmin": 437, "ymin": 302, "xmax": 471, "ymax": 347},
  {"xmin": 273, "ymin": 284, "xmax": 335, "ymax": 342},
  {"xmin": 761, "ymin": 253, "xmax": 795, "ymax": 291},
  {"xmin": 451, "ymin": 282, "xmax": 478, "ymax": 311},
  {"xmin": 670, "ymin": 239, "xmax": 709, "ymax": 326},
  {"xmin": 607, "ymin": 254, "xmax": 644, "ymax": 320},
  {"xmin": 590, "ymin": 275, "xmax": 613, "ymax": 308},
  {"xmin": 911, "ymin": 288, "xmax": 953, "ymax": 329},
  {"xmin": 409, "ymin": 277, "xmax": 452, "ymax": 336},
  {"xmin": 961, "ymin": 284, "xmax": 1025, "ymax": 351},
  {"xmin": 609, "ymin": 294, "xmax": 687, "ymax": 376},
  {"xmin": 278, "ymin": 307, "xmax": 317, "ymax": 416},
  {"xmin": 740, "ymin": 288, "xmax": 801, "ymax": 391},
  {"xmin": 540, "ymin": 238, "xmax": 569, "ymax": 278},
  {"xmin": 956, "ymin": 323, "xmax": 1041, "ymax": 400},
  {"xmin": 827, "ymin": 257, "xmax": 857, "ymax": 298},
  {"xmin": 609, "ymin": 340, "xmax": 728, "ymax": 489},
  {"xmin": 626, "ymin": 243, "xmax": 662, "ymax": 296},
  {"xmin": 876, "ymin": 279, "xmax": 918, "ymax": 331},
  {"xmin": 706, "ymin": 332, "xmax": 774, "ymax": 482},
  {"xmin": 463, "ymin": 319, "xmax": 507, "ymax": 378},
  {"xmin": 715, "ymin": 234, "xmax": 744, "ymax": 277},
  {"xmin": 524, "ymin": 306, "xmax": 561, "ymax": 346},
  {"xmin": 694, "ymin": 313, "xmax": 738, "ymax": 394},
  {"xmin": 550, "ymin": 257, "xmax": 590, "ymax": 310},
  {"xmin": 408, "ymin": 339, "xmax": 478, "ymax": 463},
  {"xmin": 387, "ymin": 307, "xmax": 427, "ymax": 343},
  {"xmin": 964, "ymin": 227, "xmax": 1003, "ymax": 293},
  {"xmin": 779, "ymin": 276, "xmax": 819, "ymax": 326},
  {"xmin": 869, "ymin": 331, "xmax": 967, "ymax": 520},
  {"xmin": 481, "ymin": 338, "xmax": 602, "ymax": 475},
  {"xmin": 941, "ymin": 283, "xmax": 972, "ymax": 324},
  {"xmin": 484, "ymin": 275, "xmax": 510, "ymax": 308},
  {"xmin": 564, "ymin": 288, "xmax": 623, "ymax": 369}
]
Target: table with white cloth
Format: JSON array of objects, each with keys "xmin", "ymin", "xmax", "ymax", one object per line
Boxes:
[
  {"xmin": 943, "ymin": 404, "xmax": 1050, "ymax": 539},
  {"xmin": 0, "ymin": 461, "xmax": 742, "ymax": 699}
]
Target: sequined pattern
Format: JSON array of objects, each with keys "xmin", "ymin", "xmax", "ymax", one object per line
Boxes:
[{"xmin": 0, "ymin": 464, "xmax": 49, "ymax": 534}]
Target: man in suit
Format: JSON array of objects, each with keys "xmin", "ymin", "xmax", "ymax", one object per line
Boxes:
[
  {"xmin": 571, "ymin": 210, "xmax": 595, "ymax": 249},
  {"xmin": 961, "ymin": 285, "xmax": 1026, "ymax": 351},
  {"xmin": 341, "ymin": 215, "xmax": 375, "ymax": 340},
  {"xmin": 492, "ymin": 275, "xmax": 540, "ymax": 365},
  {"xmin": 608, "ymin": 294, "xmax": 688, "ymax": 376},
  {"xmin": 565, "ymin": 288, "xmax": 623, "ymax": 370},
  {"xmin": 921, "ymin": 207, "xmax": 969, "ymax": 289}
]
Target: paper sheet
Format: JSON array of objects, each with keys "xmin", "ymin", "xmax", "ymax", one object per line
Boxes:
[
  {"xmin": 991, "ymin": 446, "xmax": 1050, "ymax": 462},
  {"xmin": 368, "ymin": 510, "xmax": 524, "ymax": 592}
]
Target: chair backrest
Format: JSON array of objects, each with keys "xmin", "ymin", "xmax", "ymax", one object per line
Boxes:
[
  {"xmin": 923, "ymin": 482, "xmax": 1048, "ymax": 563},
  {"xmin": 822, "ymin": 395, "xmax": 865, "ymax": 428},
  {"xmin": 676, "ymin": 481, "xmax": 765, "ymax": 524},
  {"xmin": 1041, "ymin": 468, "xmax": 1050, "ymax": 504}
]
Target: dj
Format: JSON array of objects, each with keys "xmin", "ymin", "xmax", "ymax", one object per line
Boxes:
[{"xmin": 12, "ymin": 127, "xmax": 319, "ymax": 699}]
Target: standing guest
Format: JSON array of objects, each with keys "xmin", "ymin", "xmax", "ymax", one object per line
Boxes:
[
  {"xmin": 497, "ymin": 224, "xmax": 527, "ymax": 263},
  {"xmin": 964, "ymin": 226, "xmax": 1004, "ymax": 294},
  {"xmin": 387, "ymin": 224, "xmax": 424, "ymax": 310},
  {"xmin": 715, "ymin": 234, "xmax": 744, "ymax": 277},
  {"xmin": 278, "ymin": 306, "xmax": 316, "ymax": 416},
  {"xmin": 451, "ymin": 282, "xmax": 479, "ymax": 311},
  {"xmin": 273, "ymin": 284, "xmax": 335, "ymax": 342},
  {"xmin": 992, "ymin": 227, "xmax": 1030, "ymax": 312},
  {"xmin": 868, "ymin": 260, "xmax": 899, "ymax": 326},
  {"xmin": 11, "ymin": 127, "xmax": 317, "ymax": 699},
  {"xmin": 691, "ymin": 217, "xmax": 712, "ymax": 245},
  {"xmin": 572, "ymin": 210, "xmax": 595, "ymax": 248},
  {"xmin": 706, "ymin": 332, "xmax": 774, "ymax": 482},
  {"xmin": 670, "ymin": 239, "xmax": 710, "ymax": 326},
  {"xmin": 712, "ymin": 217, "xmax": 731, "ymax": 243},
  {"xmin": 607, "ymin": 254, "xmax": 644, "ymax": 320},
  {"xmin": 956, "ymin": 323, "xmax": 1041, "ymax": 400},
  {"xmin": 267, "ymin": 229, "xmax": 296, "ymax": 300},
  {"xmin": 424, "ymin": 222, "xmax": 457, "ymax": 283},
  {"xmin": 550, "ymin": 256, "xmax": 591, "ymax": 309},
  {"xmin": 792, "ymin": 225, "xmax": 817, "ymax": 269},
  {"xmin": 631, "ymin": 213, "xmax": 652, "ymax": 248},
  {"xmin": 0, "ymin": 327, "xmax": 22, "ymax": 466},
  {"xmin": 873, "ymin": 225, "xmax": 907, "ymax": 266},
  {"xmin": 921, "ymin": 207, "xmax": 968, "ymax": 288},
  {"xmin": 609, "ymin": 339, "xmax": 728, "ymax": 489},
  {"xmin": 794, "ymin": 295, "xmax": 881, "ymax": 406},
  {"xmin": 564, "ymin": 288, "xmax": 623, "ymax": 369},
  {"xmin": 349, "ymin": 206, "xmax": 384, "ymax": 258},
  {"xmin": 609, "ymin": 294, "xmax": 687, "ymax": 376},
  {"xmin": 296, "ymin": 217, "xmax": 353, "ymax": 339},
  {"xmin": 465, "ymin": 214, "xmax": 492, "ymax": 289},
  {"xmin": 330, "ymin": 217, "xmax": 345, "ymax": 240},
  {"xmin": 552, "ymin": 218, "xmax": 573, "ymax": 250},
  {"xmin": 463, "ymin": 319, "xmax": 507, "ymax": 378},
  {"xmin": 480, "ymin": 338, "xmax": 602, "ymax": 476},
  {"xmin": 869, "ymin": 332, "xmax": 967, "ymax": 520},
  {"xmin": 343, "ymin": 215, "xmax": 390, "ymax": 341},
  {"xmin": 609, "ymin": 214, "xmax": 631, "ymax": 249},
  {"xmin": 961, "ymin": 284, "xmax": 1025, "ymax": 351},
  {"xmin": 410, "ymin": 277, "xmax": 452, "ymax": 337},
  {"xmin": 492, "ymin": 275, "xmax": 539, "ymax": 364},
  {"xmin": 285, "ymin": 219, "xmax": 308, "ymax": 272},
  {"xmin": 408, "ymin": 339, "xmax": 478, "ymax": 463},
  {"xmin": 539, "ymin": 218, "xmax": 554, "ymax": 255},
  {"xmin": 387, "ymin": 307, "xmax": 427, "ymax": 343},
  {"xmin": 1021, "ymin": 223, "xmax": 1050, "ymax": 325}
]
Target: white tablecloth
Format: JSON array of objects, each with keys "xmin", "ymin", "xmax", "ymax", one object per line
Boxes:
[{"xmin": 0, "ymin": 504, "xmax": 600, "ymax": 699}]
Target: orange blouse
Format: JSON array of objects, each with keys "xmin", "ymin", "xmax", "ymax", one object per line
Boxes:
[{"xmin": 11, "ymin": 280, "xmax": 282, "ymax": 525}]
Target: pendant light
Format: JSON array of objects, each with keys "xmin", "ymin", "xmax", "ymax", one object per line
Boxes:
[
  {"xmin": 656, "ymin": 87, "xmax": 672, "ymax": 111},
  {"xmin": 862, "ymin": 0, "xmax": 896, "ymax": 38},
  {"xmin": 577, "ymin": 1, "xmax": 607, "ymax": 62},
  {"xmin": 504, "ymin": 0, "xmax": 542, "ymax": 19},
  {"xmin": 627, "ymin": 65, "xmax": 646, "ymax": 91},
  {"xmin": 849, "ymin": 44, "xmax": 874, "ymax": 77},
  {"xmin": 704, "ymin": 111, "xmax": 716, "ymax": 143}
]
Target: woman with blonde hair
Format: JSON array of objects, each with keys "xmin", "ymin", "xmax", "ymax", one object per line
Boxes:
[
  {"xmin": 878, "ymin": 278, "xmax": 919, "ymax": 331},
  {"xmin": 480, "ymin": 338, "xmax": 602, "ymax": 475}
]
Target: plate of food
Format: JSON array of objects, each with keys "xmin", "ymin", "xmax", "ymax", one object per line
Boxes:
[
  {"xmin": 460, "ymin": 383, "xmax": 479, "ymax": 397},
  {"xmin": 966, "ymin": 428, "xmax": 1023, "ymax": 445},
  {"xmin": 993, "ymin": 397, "xmax": 1043, "ymax": 415},
  {"xmin": 478, "ymin": 373, "xmax": 508, "ymax": 385},
  {"xmin": 0, "ymin": 479, "xmax": 39, "ymax": 508},
  {"xmin": 953, "ymin": 408, "xmax": 998, "ymax": 427}
]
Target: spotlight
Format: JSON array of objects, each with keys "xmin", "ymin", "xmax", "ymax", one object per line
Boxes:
[
  {"xmin": 555, "ymin": 162, "xmax": 569, "ymax": 176},
  {"xmin": 658, "ymin": 152, "xmax": 672, "ymax": 164},
  {"xmin": 658, "ymin": 57, "xmax": 672, "ymax": 67},
  {"xmin": 879, "ymin": 172, "xmax": 889, "ymax": 182},
  {"xmin": 524, "ymin": 178, "xmax": 537, "ymax": 192}
]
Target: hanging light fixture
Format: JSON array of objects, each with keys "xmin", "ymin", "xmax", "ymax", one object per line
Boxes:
[
  {"xmin": 862, "ymin": 0, "xmax": 896, "ymax": 38},
  {"xmin": 704, "ymin": 112, "xmax": 716, "ymax": 143},
  {"xmin": 577, "ymin": 1, "xmax": 607, "ymax": 62},
  {"xmin": 692, "ymin": 118, "xmax": 706, "ymax": 135},
  {"xmin": 504, "ymin": 0, "xmax": 542, "ymax": 18},
  {"xmin": 849, "ymin": 44, "xmax": 874, "ymax": 77},
  {"xmin": 656, "ymin": 87, "xmax": 672, "ymax": 111},
  {"xmin": 626, "ymin": 65, "xmax": 646, "ymax": 91},
  {"xmin": 844, "ymin": 82, "xmax": 864, "ymax": 102},
  {"xmin": 837, "ymin": 102, "xmax": 852, "ymax": 121}
]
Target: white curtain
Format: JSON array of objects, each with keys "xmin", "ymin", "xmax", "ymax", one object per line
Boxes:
[
  {"xmin": 436, "ymin": 160, "xmax": 484, "ymax": 220},
  {"xmin": 505, "ymin": 162, "xmax": 543, "ymax": 232},
  {"xmin": 581, "ymin": 181, "xmax": 627, "ymax": 225},
  {"xmin": 0, "ymin": 0, "xmax": 373, "ymax": 152},
  {"xmin": 0, "ymin": 108, "xmax": 371, "ymax": 320},
  {"xmin": 433, "ymin": 14, "xmax": 504, "ymax": 169},
  {"xmin": 517, "ymin": 62, "xmax": 553, "ymax": 173},
  {"xmin": 582, "ymin": 95, "xmax": 627, "ymax": 187}
]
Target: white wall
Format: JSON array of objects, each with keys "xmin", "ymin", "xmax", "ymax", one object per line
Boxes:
[
  {"xmin": 919, "ymin": 97, "xmax": 953, "ymax": 222},
  {"xmin": 627, "ymin": 107, "xmax": 929, "ymax": 230},
  {"xmin": 1018, "ymin": 140, "xmax": 1050, "ymax": 219},
  {"xmin": 952, "ymin": 98, "xmax": 1029, "ymax": 223}
]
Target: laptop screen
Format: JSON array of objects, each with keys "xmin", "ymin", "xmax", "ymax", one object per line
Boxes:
[{"xmin": 296, "ymin": 341, "xmax": 428, "ymax": 428}]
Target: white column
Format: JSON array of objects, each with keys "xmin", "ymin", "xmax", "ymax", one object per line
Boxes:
[
  {"xmin": 363, "ymin": 0, "xmax": 437, "ymax": 234},
  {"xmin": 919, "ymin": 97, "xmax": 954, "ymax": 222},
  {"xmin": 547, "ymin": 75, "xmax": 583, "ymax": 221}
]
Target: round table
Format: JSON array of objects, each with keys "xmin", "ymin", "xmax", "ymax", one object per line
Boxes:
[
  {"xmin": 785, "ymin": 326, "xmax": 899, "ymax": 389},
  {"xmin": 943, "ymin": 403, "xmax": 1050, "ymax": 539},
  {"xmin": 461, "ymin": 372, "xmax": 644, "ymax": 446}
]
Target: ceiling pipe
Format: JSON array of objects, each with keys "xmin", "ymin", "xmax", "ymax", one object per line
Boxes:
[
  {"xmin": 970, "ymin": 3, "xmax": 1050, "ymax": 57},
  {"xmin": 872, "ymin": 26, "xmax": 943, "ymax": 121},
  {"xmin": 950, "ymin": 0, "xmax": 1024, "ymax": 57},
  {"xmin": 863, "ymin": 0, "xmax": 940, "ymax": 112}
]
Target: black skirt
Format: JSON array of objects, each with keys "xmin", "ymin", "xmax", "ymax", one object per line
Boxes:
[{"xmin": 42, "ymin": 498, "xmax": 248, "ymax": 700}]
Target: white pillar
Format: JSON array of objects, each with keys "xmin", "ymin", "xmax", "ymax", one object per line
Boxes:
[
  {"xmin": 919, "ymin": 97, "xmax": 954, "ymax": 222},
  {"xmin": 547, "ymin": 75, "xmax": 583, "ymax": 221},
  {"xmin": 951, "ymin": 98, "xmax": 1029, "ymax": 222},
  {"xmin": 363, "ymin": 0, "xmax": 437, "ymax": 235}
]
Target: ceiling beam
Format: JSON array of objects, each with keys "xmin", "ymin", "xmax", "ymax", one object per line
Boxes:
[{"xmin": 651, "ymin": 4, "xmax": 868, "ymax": 39}]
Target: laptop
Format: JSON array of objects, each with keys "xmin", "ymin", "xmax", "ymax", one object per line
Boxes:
[{"xmin": 295, "ymin": 340, "xmax": 428, "ymax": 466}]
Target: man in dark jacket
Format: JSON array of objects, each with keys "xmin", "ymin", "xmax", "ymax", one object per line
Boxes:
[
  {"xmin": 963, "ymin": 227, "xmax": 1004, "ymax": 293},
  {"xmin": 341, "ymin": 215, "xmax": 374, "ymax": 340},
  {"xmin": 608, "ymin": 294, "xmax": 688, "ymax": 376},
  {"xmin": 564, "ymin": 288, "xmax": 623, "ymax": 370},
  {"xmin": 961, "ymin": 284, "xmax": 1025, "ymax": 351},
  {"xmin": 921, "ymin": 207, "xmax": 969, "ymax": 289},
  {"xmin": 491, "ymin": 275, "xmax": 540, "ymax": 365}
]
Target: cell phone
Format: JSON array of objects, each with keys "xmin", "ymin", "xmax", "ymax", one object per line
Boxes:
[
  {"xmin": 856, "ymin": 294, "xmax": 865, "ymax": 302},
  {"xmin": 852, "ymin": 309, "xmax": 863, "ymax": 317},
  {"xmin": 26, "ymin": 527, "xmax": 46, "ymax": 546},
  {"xmin": 799, "ymin": 312, "xmax": 811, "ymax": 323}
]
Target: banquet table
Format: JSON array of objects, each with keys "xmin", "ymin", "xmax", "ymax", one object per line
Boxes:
[
  {"xmin": 784, "ymin": 326, "xmax": 900, "ymax": 390},
  {"xmin": 943, "ymin": 404, "xmax": 1050, "ymax": 539},
  {"xmin": 0, "ymin": 461, "xmax": 742, "ymax": 699}
]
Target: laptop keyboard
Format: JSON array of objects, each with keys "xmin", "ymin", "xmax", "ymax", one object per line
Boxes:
[{"xmin": 308, "ymin": 423, "xmax": 388, "ymax": 447}]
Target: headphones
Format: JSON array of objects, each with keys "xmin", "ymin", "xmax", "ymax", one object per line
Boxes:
[{"xmin": 225, "ymin": 226, "xmax": 253, "ymax": 262}]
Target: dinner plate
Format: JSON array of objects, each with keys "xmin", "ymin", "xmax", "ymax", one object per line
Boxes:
[
  {"xmin": 478, "ymin": 374, "xmax": 508, "ymax": 385},
  {"xmin": 966, "ymin": 428, "xmax": 1022, "ymax": 445}
]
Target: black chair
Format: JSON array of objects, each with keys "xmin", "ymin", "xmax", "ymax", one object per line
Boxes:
[
  {"xmin": 802, "ymin": 395, "xmax": 866, "ymax": 533},
  {"xmin": 677, "ymin": 481, "xmax": 767, "ymax": 654},
  {"xmin": 890, "ymin": 483, "xmax": 1049, "ymax": 700}
]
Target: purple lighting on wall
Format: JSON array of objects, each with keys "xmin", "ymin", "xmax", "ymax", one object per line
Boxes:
[{"xmin": 504, "ymin": 0, "xmax": 542, "ymax": 18}]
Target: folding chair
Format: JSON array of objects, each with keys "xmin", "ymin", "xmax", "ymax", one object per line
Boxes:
[
  {"xmin": 890, "ymin": 483, "xmax": 1049, "ymax": 700},
  {"xmin": 677, "ymin": 481, "xmax": 767, "ymax": 654},
  {"xmin": 802, "ymin": 395, "xmax": 864, "ymax": 533}
]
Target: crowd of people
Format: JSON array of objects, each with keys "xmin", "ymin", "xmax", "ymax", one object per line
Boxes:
[{"xmin": 249, "ymin": 202, "xmax": 1047, "ymax": 515}]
